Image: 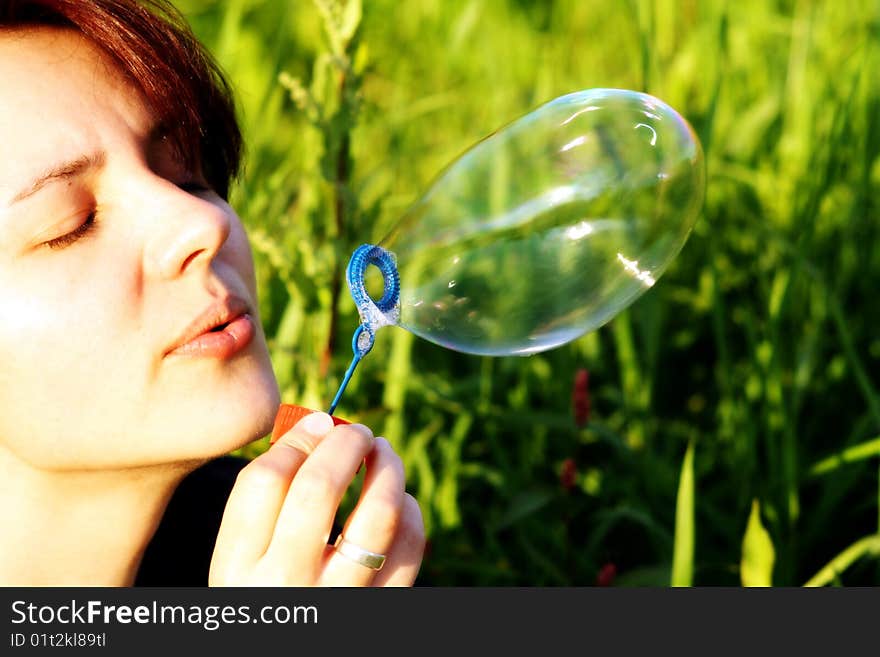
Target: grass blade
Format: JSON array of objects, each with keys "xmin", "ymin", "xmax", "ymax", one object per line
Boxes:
[
  {"xmin": 740, "ymin": 499, "xmax": 775, "ymax": 586},
  {"xmin": 671, "ymin": 440, "xmax": 695, "ymax": 586}
]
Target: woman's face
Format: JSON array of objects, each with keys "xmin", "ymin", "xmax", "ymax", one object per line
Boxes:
[{"xmin": 0, "ymin": 28, "xmax": 280, "ymax": 470}]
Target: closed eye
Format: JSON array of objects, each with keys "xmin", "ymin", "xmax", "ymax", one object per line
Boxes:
[{"xmin": 43, "ymin": 211, "xmax": 98, "ymax": 250}]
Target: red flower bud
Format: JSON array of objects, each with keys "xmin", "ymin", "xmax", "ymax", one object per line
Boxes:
[
  {"xmin": 596, "ymin": 562, "xmax": 617, "ymax": 587},
  {"xmin": 572, "ymin": 368, "xmax": 590, "ymax": 428},
  {"xmin": 560, "ymin": 457, "xmax": 577, "ymax": 491}
]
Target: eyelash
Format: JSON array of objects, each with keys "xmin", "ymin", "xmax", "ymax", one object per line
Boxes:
[
  {"xmin": 41, "ymin": 181, "xmax": 210, "ymax": 251},
  {"xmin": 44, "ymin": 211, "xmax": 98, "ymax": 250}
]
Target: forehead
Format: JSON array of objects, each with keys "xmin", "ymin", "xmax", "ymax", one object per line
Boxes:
[{"xmin": 0, "ymin": 28, "xmax": 153, "ymax": 193}]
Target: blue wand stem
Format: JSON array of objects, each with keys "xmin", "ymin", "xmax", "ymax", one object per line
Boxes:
[{"xmin": 328, "ymin": 325, "xmax": 372, "ymax": 414}]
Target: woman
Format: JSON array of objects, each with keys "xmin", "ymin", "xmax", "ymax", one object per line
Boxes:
[{"xmin": 0, "ymin": 0, "xmax": 425, "ymax": 586}]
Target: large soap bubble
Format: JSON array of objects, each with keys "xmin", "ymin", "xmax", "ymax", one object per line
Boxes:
[{"xmin": 331, "ymin": 88, "xmax": 704, "ymax": 411}]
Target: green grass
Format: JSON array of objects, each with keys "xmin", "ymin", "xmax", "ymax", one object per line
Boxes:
[{"xmin": 175, "ymin": 0, "xmax": 880, "ymax": 586}]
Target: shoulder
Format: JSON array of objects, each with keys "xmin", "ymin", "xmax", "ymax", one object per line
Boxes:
[{"xmin": 134, "ymin": 455, "xmax": 250, "ymax": 587}]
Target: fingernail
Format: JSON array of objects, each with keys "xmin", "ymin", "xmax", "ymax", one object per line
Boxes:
[{"xmin": 299, "ymin": 411, "xmax": 334, "ymax": 436}]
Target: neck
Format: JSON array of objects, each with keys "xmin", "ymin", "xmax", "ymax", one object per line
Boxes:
[{"xmin": 0, "ymin": 445, "xmax": 204, "ymax": 586}]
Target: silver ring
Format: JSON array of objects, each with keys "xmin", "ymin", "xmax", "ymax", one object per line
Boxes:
[{"xmin": 334, "ymin": 534, "xmax": 386, "ymax": 571}]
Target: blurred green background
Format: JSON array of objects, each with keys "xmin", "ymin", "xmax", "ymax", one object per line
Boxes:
[{"xmin": 174, "ymin": 0, "xmax": 880, "ymax": 586}]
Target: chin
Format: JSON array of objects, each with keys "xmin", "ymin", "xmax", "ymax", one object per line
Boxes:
[
  {"xmin": 161, "ymin": 366, "xmax": 282, "ymax": 464},
  {"xmin": 209, "ymin": 374, "xmax": 281, "ymax": 455}
]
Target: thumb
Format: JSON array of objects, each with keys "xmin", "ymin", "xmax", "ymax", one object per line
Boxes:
[{"xmin": 274, "ymin": 411, "xmax": 336, "ymax": 457}]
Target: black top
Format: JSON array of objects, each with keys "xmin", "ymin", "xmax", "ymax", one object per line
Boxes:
[{"xmin": 134, "ymin": 455, "xmax": 248, "ymax": 586}]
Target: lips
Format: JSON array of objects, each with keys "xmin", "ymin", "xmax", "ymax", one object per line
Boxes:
[{"xmin": 165, "ymin": 295, "xmax": 255, "ymax": 359}]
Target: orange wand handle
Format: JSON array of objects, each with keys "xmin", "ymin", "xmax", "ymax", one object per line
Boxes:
[{"xmin": 270, "ymin": 403, "xmax": 351, "ymax": 445}]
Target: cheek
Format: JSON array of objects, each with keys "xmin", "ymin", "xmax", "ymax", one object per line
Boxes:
[
  {"xmin": 0, "ymin": 248, "xmax": 146, "ymax": 453},
  {"xmin": 0, "ymin": 245, "xmax": 140, "ymax": 351}
]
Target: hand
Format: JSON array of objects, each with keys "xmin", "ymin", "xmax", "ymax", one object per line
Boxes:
[{"xmin": 209, "ymin": 412, "xmax": 425, "ymax": 586}]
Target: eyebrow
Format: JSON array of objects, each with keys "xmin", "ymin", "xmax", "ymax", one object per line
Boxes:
[{"xmin": 10, "ymin": 151, "xmax": 107, "ymax": 204}]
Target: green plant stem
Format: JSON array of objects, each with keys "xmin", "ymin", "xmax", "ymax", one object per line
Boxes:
[
  {"xmin": 804, "ymin": 534, "xmax": 880, "ymax": 587},
  {"xmin": 808, "ymin": 436, "xmax": 880, "ymax": 477}
]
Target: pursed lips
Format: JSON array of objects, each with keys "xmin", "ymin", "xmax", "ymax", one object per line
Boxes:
[{"xmin": 165, "ymin": 294, "xmax": 250, "ymax": 357}]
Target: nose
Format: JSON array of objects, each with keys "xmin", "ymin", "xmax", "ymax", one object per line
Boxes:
[{"xmin": 143, "ymin": 183, "xmax": 233, "ymax": 280}]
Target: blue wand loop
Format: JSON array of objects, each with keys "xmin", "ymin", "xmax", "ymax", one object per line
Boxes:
[{"xmin": 327, "ymin": 244, "xmax": 400, "ymax": 414}]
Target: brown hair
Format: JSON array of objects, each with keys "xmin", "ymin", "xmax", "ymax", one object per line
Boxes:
[{"xmin": 0, "ymin": 0, "xmax": 242, "ymax": 199}]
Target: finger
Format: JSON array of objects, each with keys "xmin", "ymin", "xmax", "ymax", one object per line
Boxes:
[
  {"xmin": 320, "ymin": 437, "xmax": 405, "ymax": 586},
  {"xmin": 209, "ymin": 412, "xmax": 335, "ymax": 584},
  {"xmin": 373, "ymin": 494, "xmax": 426, "ymax": 587},
  {"xmin": 264, "ymin": 422, "xmax": 374, "ymax": 580}
]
